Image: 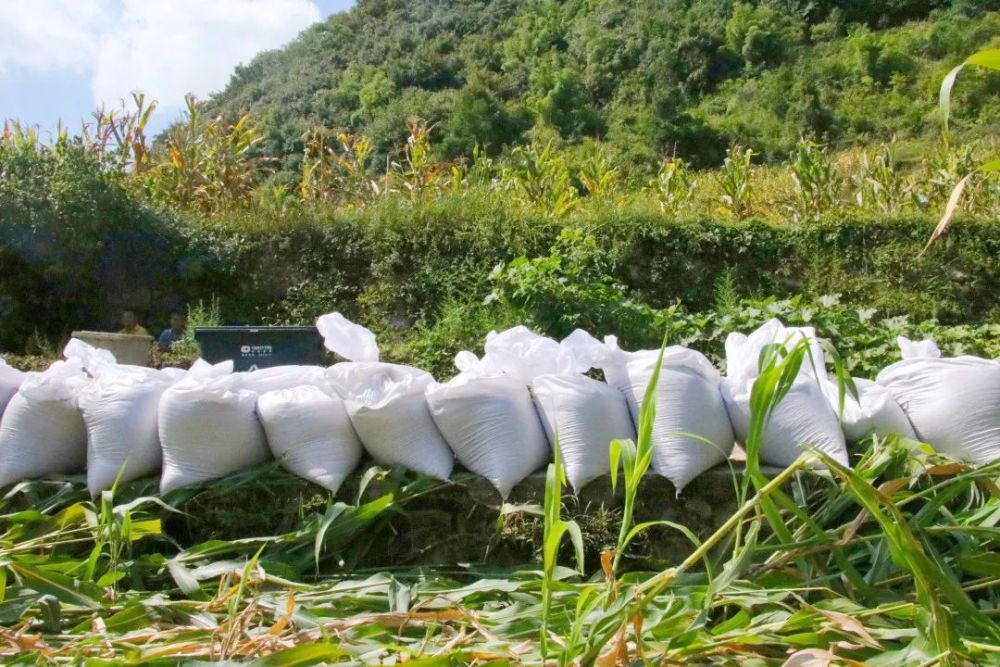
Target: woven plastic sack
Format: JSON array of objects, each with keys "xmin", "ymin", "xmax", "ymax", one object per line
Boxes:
[
  {"xmin": 0, "ymin": 358, "xmax": 26, "ymax": 420},
  {"xmin": 821, "ymin": 376, "xmax": 916, "ymax": 442},
  {"xmin": 580, "ymin": 335, "xmax": 735, "ymax": 492},
  {"xmin": 256, "ymin": 383, "xmax": 363, "ymax": 492},
  {"xmin": 80, "ymin": 364, "xmax": 184, "ymax": 496},
  {"xmin": 159, "ymin": 363, "xmax": 323, "ymax": 493},
  {"xmin": 426, "ymin": 327, "xmax": 553, "ymax": 498},
  {"xmin": 0, "ymin": 340, "xmax": 100, "ymax": 487},
  {"xmin": 319, "ymin": 312, "xmax": 453, "ymax": 480},
  {"xmin": 527, "ymin": 329, "xmax": 634, "ymax": 493},
  {"xmin": 722, "ymin": 319, "xmax": 847, "ymax": 468},
  {"xmin": 877, "ymin": 337, "xmax": 1000, "ymax": 464}
]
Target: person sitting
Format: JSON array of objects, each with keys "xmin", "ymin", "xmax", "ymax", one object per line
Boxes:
[
  {"xmin": 158, "ymin": 312, "xmax": 188, "ymax": 351},
  {"xmin": 119, "ymin": 310, "xmax": 150, "ymax": 337}
]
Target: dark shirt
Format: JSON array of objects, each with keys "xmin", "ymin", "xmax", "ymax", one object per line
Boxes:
[{"xmin": 159, "ymin": 329, "xmax": 183, "ymax": 350}]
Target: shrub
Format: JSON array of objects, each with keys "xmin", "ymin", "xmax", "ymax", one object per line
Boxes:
[{"xmin": 0, "ymin": 140, "xmax": 199, "ymax": 351}]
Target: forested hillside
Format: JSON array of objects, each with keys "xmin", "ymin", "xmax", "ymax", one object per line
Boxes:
[{"xmin": 207, "ymin": 0, "xmax": 999, "ymax": 173}]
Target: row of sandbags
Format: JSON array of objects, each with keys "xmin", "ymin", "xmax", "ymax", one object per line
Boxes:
[{"xmin": 0, "ymin": 315, "xmax": 996, "ymax": 499}]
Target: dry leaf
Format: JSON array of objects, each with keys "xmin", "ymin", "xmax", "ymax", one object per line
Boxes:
[
  {"xmin": 919, "ymin": 172, "xmax": 973, "ymax": 258},
  {"xmin": 926, "ymin": 463, "xmax": 969, "ymax": 476},
  {"xmin": 976, "ymin": 477, "xmax": 1000, "ymax": 499},
  {"xmin": 594, "ymin": 619, "xmax": 629, "ymax": 667},
  {"xmin": 805, "ymin": 604, "xmax": 882, "ymax": 648},
  {"xmin": 601, "ymin": 549, "xmax": 616, "ymax": 582},
  {"xmin": 267, "ymin": 591, "xmax": 295, "ymax": 636},
  {"xmin": 877, "ymin": 478, "xmax": 909, "ymax": 495}
]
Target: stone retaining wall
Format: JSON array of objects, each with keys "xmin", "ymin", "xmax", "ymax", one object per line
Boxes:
[{"xmin": 163, "ymin": 462, "xmax": 790, "ymax": 568}]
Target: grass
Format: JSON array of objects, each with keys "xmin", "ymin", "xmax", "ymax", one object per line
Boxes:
[{"xmin": 1, "ymin": 342, "xmax": 999, "ymax": 664}]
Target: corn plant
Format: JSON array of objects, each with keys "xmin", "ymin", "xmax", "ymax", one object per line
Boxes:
[
  {"xmin": 788, "ymin": 140, "xmax": 841, "ymax": 221},
  {"xmin": 501, "ymin": 141, "xmax": 579, "ymax": 217},
  {"xmin": 607, "ymin": 340, "xmax": 663, "ymax": 576},
  {"xmin": 465, "ymin": 143, "xmax": 499, "ymax": 187},
  {"xmin": 716, "ymin": 145, "xmax": 755, "ymax": 219},
  {"xmin": 301, "ymin": 130, "xmax": 377, "ymax": 204},
  {"xmin": 577, "ymin": 143, "xmax": 619, "ymax": 198},
  {"xmin": 647, "ymin": 158, "xmax": 696, "ymax": 217},
  {"xmin": 4, "ymin": 436, "xmax": 1000, "ymax": 663},
  {"xmin": 300, "ymin": 128, "xmax": 339, "ymax": 201},
  {"xmin": 83, "ymin": 93, "xmax": 157, "ymax": 174},
  {"xmin": 0, "ymin": 120, "xmax": 41, "ymax": 152},
  {"xmin": 539, "ymin": 438, "xmax": 584, "ymax": 660},
  {"xmin": 389, "ymin": 117, "xmax": 451, "ymax": 198},
  {"xmin": 145, "ymin": 94, "xmax": 263, "ymax": 212},
  {"xmin": 852, "ymin": 144, "xmax": 907, "ymax": 215}
]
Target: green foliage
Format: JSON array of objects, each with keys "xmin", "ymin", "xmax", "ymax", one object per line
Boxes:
[
  {"xmin": 925, "ymin": 48, "xmax": 1000, "ymax": 254},
  {"xmin": 490, "ymin": 228, "xmax": 999, "ymax": 377},
  {"xmin": 199, "ymin": 1, "xmax": 999, "ymax": 171},
  {"xmin": 7, "ymin": 93, "xmax": 998, "ymax": 354},
  {"xmin": 500, "ymin": 141, "xmax": 578, "ymax": 217},
  {"xmin": 725, "ymin": 2, "xmax": 804, "ymax": 72},
  {"xmin": 2, "ymin": 128, "xmax": 996, "ymax": 359},
  {"xmin": 143, "ymin": 95, "xmax": 264, "ymax": 213},
  {"xmin": 163, "ymin": 297, "xmax": 223, "ymax": 363},
  {"xmin": 646, "ymin": 158, "xmax": 697, "ymax": 217},
  {"xmin": 716, "ymin": 145, "xmax": 757, "ymax": 219},
  {"xmin": 852, "ymin": 144, "xmax": 908, "ymax": 214},
  {"xmin": 788, "ymin": 141, "xmax": 842, "ymax": 221},
  {"xmin": 0, "ymin": 137, "xmax": 202, "ymax": 352}
]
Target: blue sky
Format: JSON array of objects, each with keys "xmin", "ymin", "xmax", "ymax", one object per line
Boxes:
[{"xmin": 1, "ymin": 0, "xmax": 355, "ymax": 138}]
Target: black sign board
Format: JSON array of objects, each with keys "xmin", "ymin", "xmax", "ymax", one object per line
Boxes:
[{"xmin": 193, "ymin": 326, "xmax": 325, "ymax": 371}]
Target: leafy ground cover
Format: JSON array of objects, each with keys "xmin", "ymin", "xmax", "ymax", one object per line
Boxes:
[{"xmin": 1, "ymin": 345, "xmax": 998, "ymax": 665}]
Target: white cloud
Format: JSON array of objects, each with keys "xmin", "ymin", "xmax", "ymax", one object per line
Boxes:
[
  {"xmin": 0, "ymin": 0, "xmax": 111, "ymax": 73},
  {"xmin": 0, "ymin": 0, "xmax": 320, "ymax": 111},
  {"xmin": 91, "ymin": 0, "xmax": 321, "ymax": 110}
]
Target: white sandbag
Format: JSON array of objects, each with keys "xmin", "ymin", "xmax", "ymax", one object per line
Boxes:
[
  {"xmin": 532, "ymin": 373, "xmax": 635, "ymax": 492},
  {"xmin": 580, "ymin": 335, "xmax": 735, "ymax": 492},
  {"xmin": 821, "ymin": 377, "xmax": 916, "ymax": 442},
  {"xmin": 158, "ymin": 363, "xmax": 322, "ymax": 493},
  {"xmin": 319, "ymin": 312, "xmax": 454, "ymax": 480},
  {"xmin": 80, "ymin": 361, "xmax": 213, "ymax": 497},
  {"xmin": 877, "ymin": 337, "xmax": 1000, "ymax": 463},
  {"xmin": 327, "ymin": 361, "xmax": 454, "ymax": 480},
  {"xmin": 256, "ymin": 384, "xmax": 363, "ymax": 492},
  {"xmin": 526, "ymin": 329, "xmax": 635, "ymax": 493},
  {"xmin": 722, "ymin": 319, "xmax": 847, "ymax": 468},
  {"xmin": 0, "ymin": 358, "xmax": 26, "ymax": 419},
  {"xmin": 236, "ymin": 364, "xmax": 328, "ymax": 395},
  {"xmin": 426, "ymin": 331, "xmax": 550, "ymax": 498},
  {"xmin": 0, "ymin": 341, "xmax": 99, "ymax": 487}
]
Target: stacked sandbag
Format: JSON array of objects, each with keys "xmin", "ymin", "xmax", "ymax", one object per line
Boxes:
[
  {"xmin": 0, "ymin": 358, "xmax": 26, "ymax": 419},
  {"xmin": 821, "ymin": 376, "xmax": 916, "ymax": 442},
  {"xmin": 528, "ymin": 329, "xmax": 635, "ymax": 493},
  {"xmin": 722, "ymin": 319, "xmax": 847, "ymax": 467},
  {"xmin": 877, "ymin": 337, "xmax": 1000, "ymax": 463},
  {"xmin": 319, "ymin": 313, "xmax": 454, "ymax": 480},
  {"xmin": 256, "ymin": 383, "xmax": 363, "ymax": 493},
  {"xmin": 0, "ymin": 340, "xmax": 108, "ymax": 488},
  {"xmin": 159, "ymin": 363, "xmax": 325, "ymax": 493},
  {"xmin": 80, "ymin": 360, "xmax": 226, "ymax": 497},
  {"xmin": 425, "ymin": 327, "xmax": 553, "ymax": 498},
  {"xmin": 570, "ymin": 334, "xmax": 734, "ymax": 493}
]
